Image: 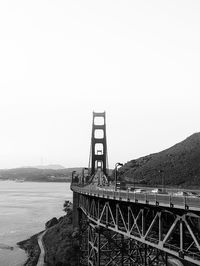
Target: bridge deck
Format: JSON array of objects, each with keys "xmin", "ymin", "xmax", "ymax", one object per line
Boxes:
[{"xmin": 71, "ymin": 184, "xmax": 200, "ymax": 212}]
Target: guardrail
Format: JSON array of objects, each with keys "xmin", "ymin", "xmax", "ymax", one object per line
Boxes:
[{"xmin": 71, "ymin": 184, "xmax": 200, "ymax": 211}]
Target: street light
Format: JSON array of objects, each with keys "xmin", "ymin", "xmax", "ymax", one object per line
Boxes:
[
  {"xmin": 158, "ymin": 169, "xmax": 164, "ymax": 192},
  {"xmin": 82, "ymin": 167, "xmax": 89, "ymax": 184},
  {"xmin": 115, "ymin": 162, "xmax": 123, "ymax": 191},
  {"xmin": 71, "ymin": 171, "xmax": 76, "ymax": 184}
]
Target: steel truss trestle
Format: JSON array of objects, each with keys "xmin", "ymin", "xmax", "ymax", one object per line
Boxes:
[{"xmin": 78, "ymin": 194, "xmax": 200, "ymax": 266}]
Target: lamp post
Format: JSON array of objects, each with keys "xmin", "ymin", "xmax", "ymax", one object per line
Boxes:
[
  {"xmin": 159, "ymin": 169, "xmax": 164, "ymax": 192},
  {"xmin": 71, "ymin": 171, "xmax": 76, "ymax": 184},
  {"xmin": 115, "ymin": 162, "xmax": 123, "ymax": 191},
  {"xmin": 82, "ymin": 167, "xmax": 88, "ymax": 184}
]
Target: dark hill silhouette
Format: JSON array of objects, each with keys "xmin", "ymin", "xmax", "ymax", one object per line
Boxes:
[{"xmin": 118, "ymin": 133, "xmax": 200, "ymax": 189}]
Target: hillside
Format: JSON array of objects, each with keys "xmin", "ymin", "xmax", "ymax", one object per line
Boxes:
[
  {"xmin": 31, "ymin": 164, "xmax": 65, "ymax": 170},
  {"xmin": 0, "ymin": 167, "xmax": 83, "ymax": 182},
  {"xmin": 118, "ymin": 133, "xmax": 200, "ymax": 189},
  {"xmin": 43, "ymin": 213, "xmax": 79, "ymax": 266}
]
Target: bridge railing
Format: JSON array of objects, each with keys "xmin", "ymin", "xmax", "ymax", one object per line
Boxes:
[{"xmin": 71, "ymin": 184, "xmax": 200, "ymax": 211}]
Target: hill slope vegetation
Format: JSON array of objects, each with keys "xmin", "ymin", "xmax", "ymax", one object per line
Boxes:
[{"xmin": 118, "ymin": 133, "xmax": 200, "ymax": 189}]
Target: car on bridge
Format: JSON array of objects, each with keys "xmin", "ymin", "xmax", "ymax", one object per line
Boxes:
[
  {"xmin": 151, "ymin": 188, "xmax": 168, "ymax": 194},
  {"xmin": 186, "ymin": 191, "xmax": 200, "ymax": 198},
  {"xmin": 173, "ymin": 191, "xmax": 189, "ymax": 196},
  {"xmin": 134, "ymin": 188, "xmax": 146, "ymax": 193},
  {"xmin": 151, "ymin": 188, "xmax": 162, "ymax": 193},
  {"xmin": 127, "ymin": 187, "xmax": 135, "ymax": 192}
]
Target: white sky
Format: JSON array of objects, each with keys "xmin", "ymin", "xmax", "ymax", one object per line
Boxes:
[{"xmin": 0, "ymin": 0, "xmax": 200, "ymax": 169}]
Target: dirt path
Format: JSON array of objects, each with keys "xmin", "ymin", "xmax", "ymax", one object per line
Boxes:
[{"xmin": 36, "ymin": 232, "xmax": 47, "ymax": 266}]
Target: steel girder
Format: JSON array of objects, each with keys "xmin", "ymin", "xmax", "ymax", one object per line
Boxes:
[
  {"xmin": 78, "ymin": 194, "xmax": 200, "ymax": 265},
  {"xmin": 80, "ymin": 212, "xmax": 167, "ymax": 266}
]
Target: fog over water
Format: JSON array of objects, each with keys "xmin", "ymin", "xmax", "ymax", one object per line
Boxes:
[{"xmin": 0, "ymin": 181, "xmax": 72, "ymax": 266}]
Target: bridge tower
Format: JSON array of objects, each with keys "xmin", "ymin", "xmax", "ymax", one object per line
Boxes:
[{"xmin": 89, "ymin": 111, "xmax": 108, "ymax": 177}]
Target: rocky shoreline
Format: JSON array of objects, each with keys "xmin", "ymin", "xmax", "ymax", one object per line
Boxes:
[
  {"xmin": 17, "ymin": 201, "xmax": 79, "ymax": 266},
  {"xmin": 43, "ymin": 215, "xmax": 79, "ymax": 266},
  {"xmin": 17, "ymin": 232, "xmax": 42, "ymax": 266}
]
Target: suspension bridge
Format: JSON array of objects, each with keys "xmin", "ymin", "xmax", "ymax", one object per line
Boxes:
[{"xmin": 71, "ymin": 112, "xmax": 200, "ymax": 266}]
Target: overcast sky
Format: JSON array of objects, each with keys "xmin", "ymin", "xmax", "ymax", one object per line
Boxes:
[{"xmin": 0, "ymin": 0, "xmax": 200, "ymax": 169}]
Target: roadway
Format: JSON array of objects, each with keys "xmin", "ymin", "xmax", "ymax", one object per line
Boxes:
[
  {"xmin": 71, "ymin": 184, "xmax": 200, "ymax": 212},
  {"xmin": 36, "ymin": 232, "xmax": 47, "ymax": 266}
]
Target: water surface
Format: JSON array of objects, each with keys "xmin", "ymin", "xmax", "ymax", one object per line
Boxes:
[{"xmin": 0, "ymin": 181, "xmax": 72, "ymax": 266}]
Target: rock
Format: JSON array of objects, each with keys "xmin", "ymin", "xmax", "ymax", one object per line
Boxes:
[
  {"xmin": 45, "ymin": 217, "xmax": 58, "ymax": 229},
  {"xmin": 17, "ymin": 232, "xmax": 41, "ymax": 266},
  {"xmin": 71, "ymin": 227, "xmax": 79, "ymax": 238},
  {"xmin": 0, "ymin": 243, "xmax": 14, "ymax": 250},
  {"xmin": 43, "ymin": 213, "xmax": 79, "ymax": 266},
  {"xmin": 58, "ymin": 216, "xmax": 64, "ymax": 223}
]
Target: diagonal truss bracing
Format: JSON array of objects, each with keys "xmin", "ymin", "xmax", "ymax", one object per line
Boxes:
[{"xmin": 79, "ymin": 194, "xmax": 200, "ymax": 266}]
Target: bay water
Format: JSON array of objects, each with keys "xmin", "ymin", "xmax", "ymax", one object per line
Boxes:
[{"xmin": 0, "ymin": 181, "xmax": 72, "ymax": 266}]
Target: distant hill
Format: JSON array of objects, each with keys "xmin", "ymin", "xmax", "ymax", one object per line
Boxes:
[
  {"xmin": 0, "ymin": 167, "xmax": 83, "ymax": 182},
  {"xmin": 118, "ymin": 133, "xmax": 200, "ymax": 189},
  {"xmin": 34, "ymin": 164, "xmax": 65, "ymax": 170}
]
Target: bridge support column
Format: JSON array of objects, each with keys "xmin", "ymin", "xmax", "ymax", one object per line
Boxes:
[
  {"xmin": 73, "ymin": 192, "xmax": 79, "ymax": 228},
  {"xmin": 97, "ymin": 227, "xmax": 100, "ymax": 266},
  {"xmin": 144, "ymin": 244, "xmax": 147, "ymax": 266},
  {"xmin": 121, "ymin": 234, "xmax": 124, "ymax": 266},
  {"xmin": 165, "ymin": 253, "xmax": 168, "ymax": 266},
  {"xmin": 179, "ymin": 218, "xmax": 184, "ymax": 259},
  {"xmin": 198, "ymin": 219, "xmax": 200, "ymax": 231}
]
